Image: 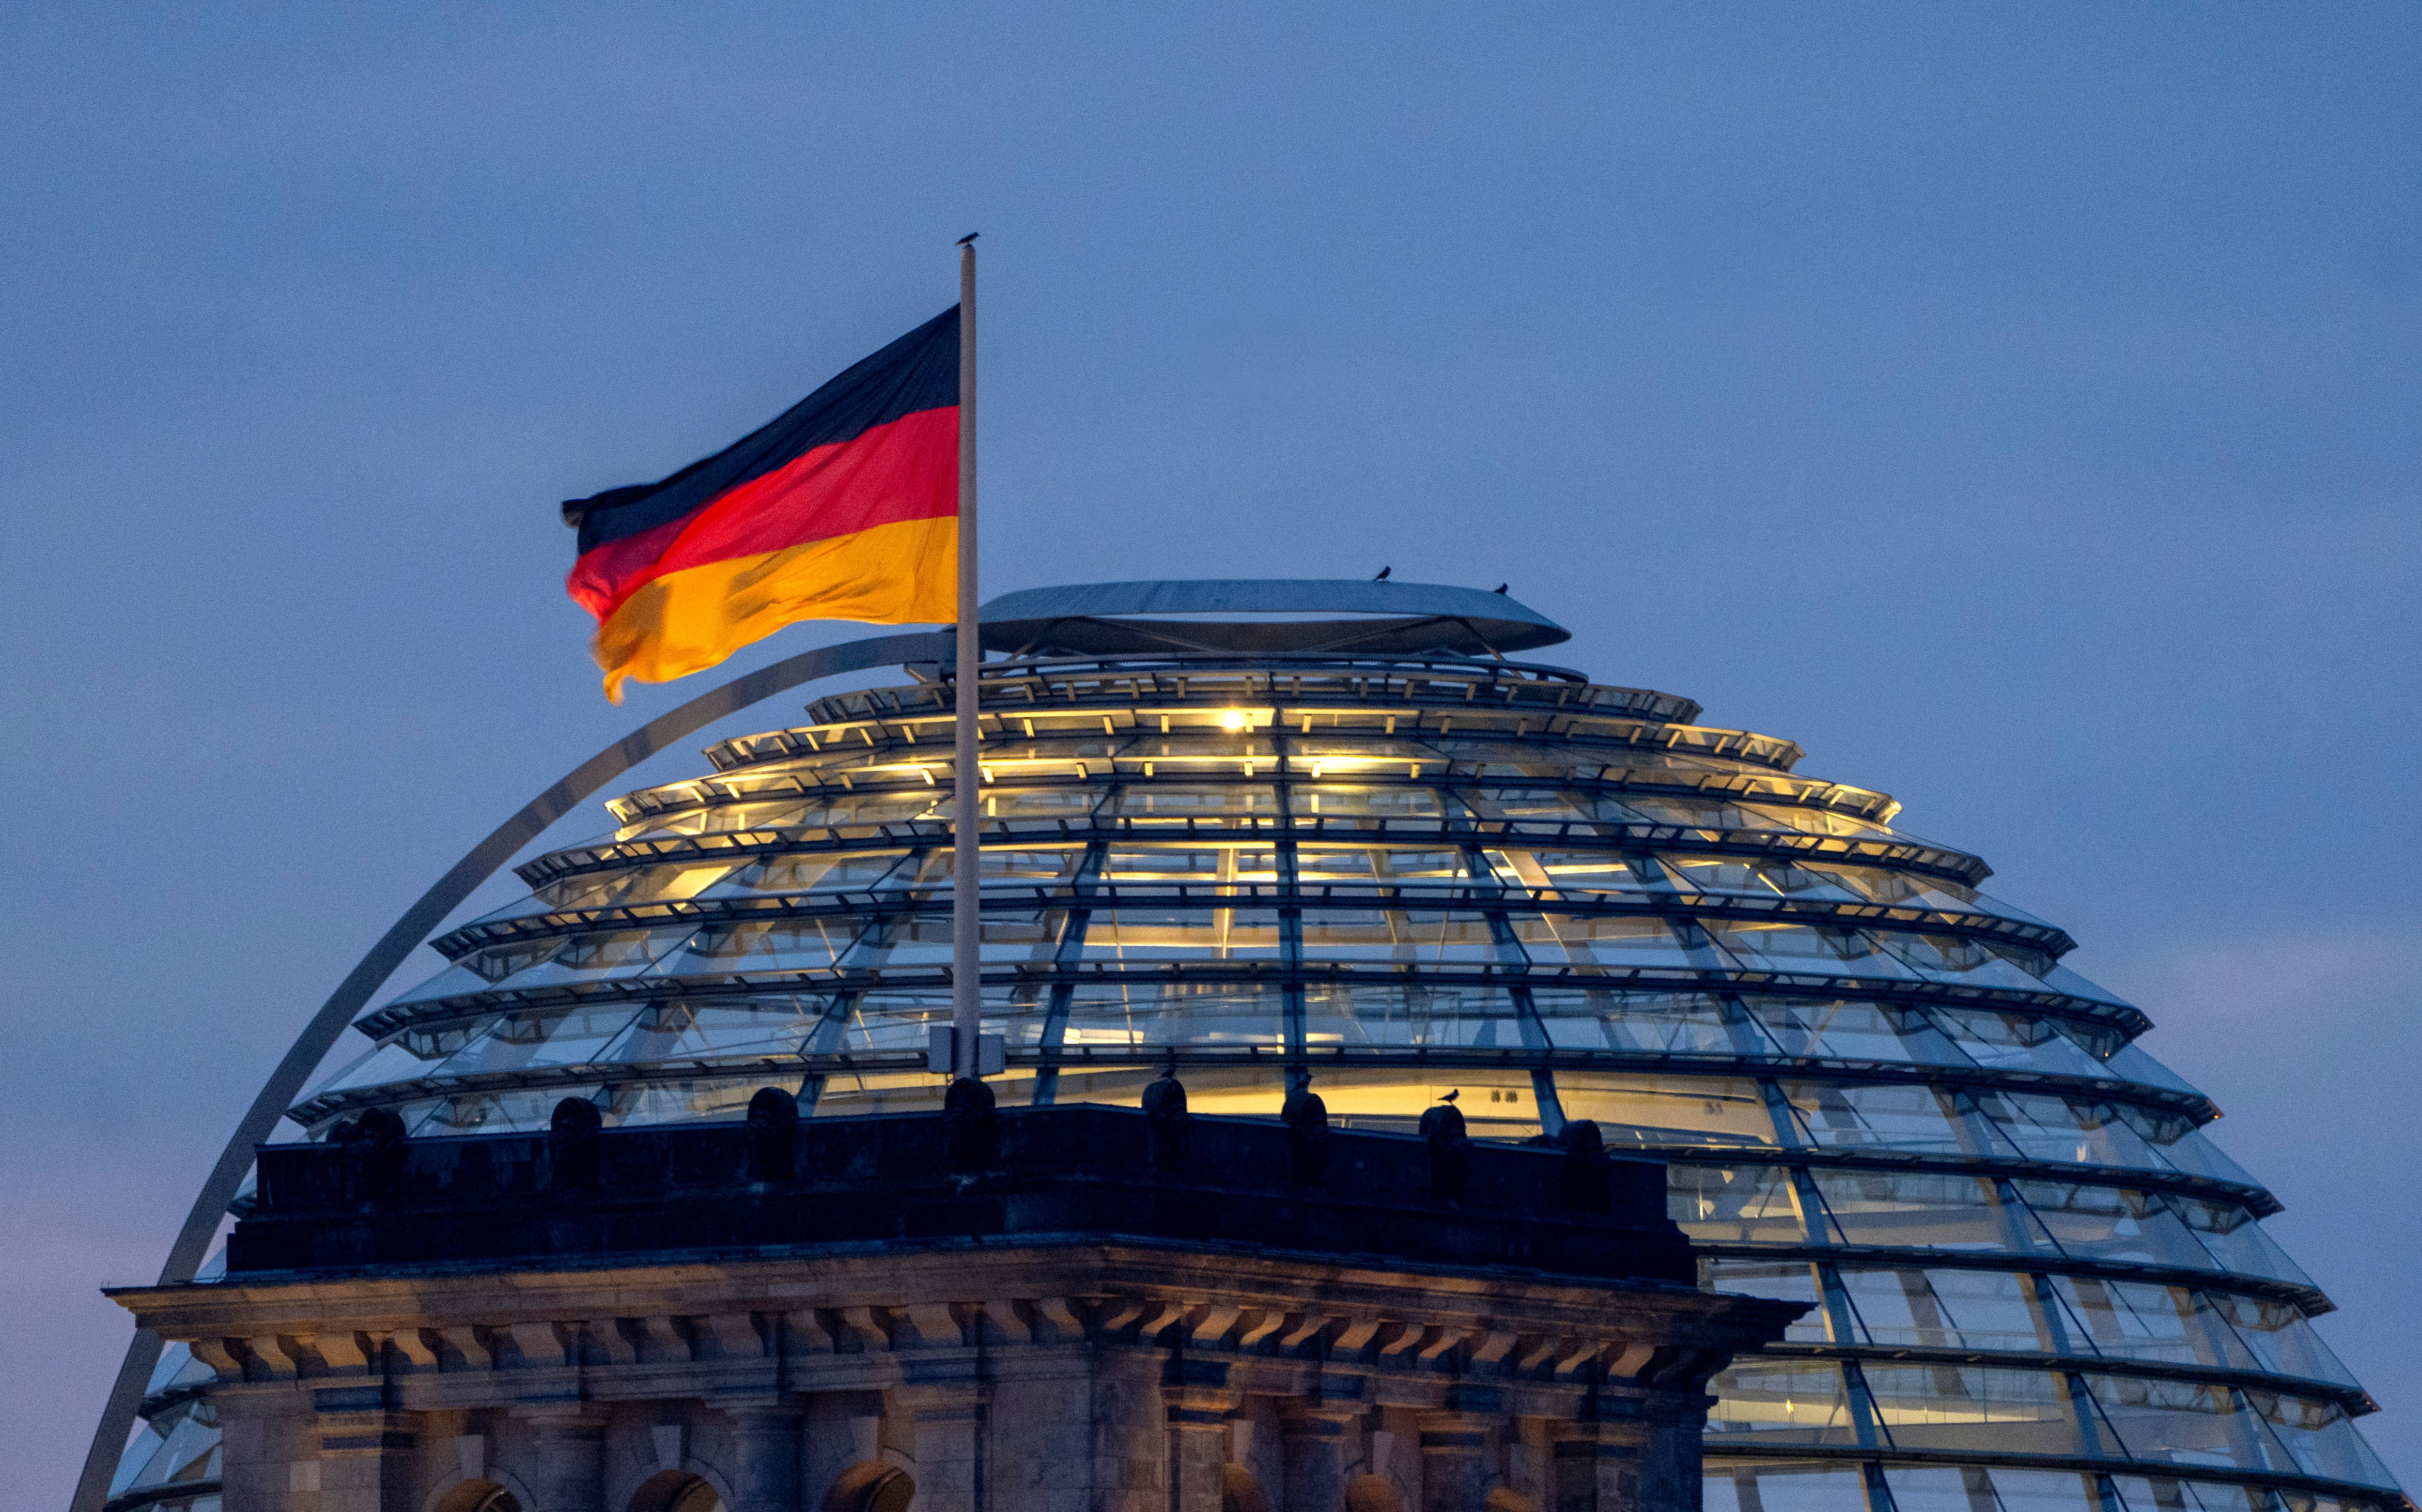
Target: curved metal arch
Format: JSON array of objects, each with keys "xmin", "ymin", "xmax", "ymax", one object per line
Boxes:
[{"xmin": 70, "ymin": 629, "xmax": 952, "ymax": 1512}]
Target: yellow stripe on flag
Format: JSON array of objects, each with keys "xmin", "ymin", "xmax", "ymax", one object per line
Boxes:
[{"xmin": 592, "ymin": 515, "xmax": 959, "ymax": 702}]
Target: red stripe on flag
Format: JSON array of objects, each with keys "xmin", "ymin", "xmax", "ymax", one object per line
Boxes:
[{"xmin": 567, "ymin": 404, "xmax": 958, "ymax": 623}]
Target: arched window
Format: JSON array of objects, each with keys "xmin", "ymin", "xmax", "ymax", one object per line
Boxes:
[
  {"xmin": 435, "ymin": 1483, "xmax": 523, "ymax": 1512},
  {"xmin": 1221, "ymin": 1464, "xmax": 1271, "ymax": 1512},
  {"xmin": 825, "ymin": 1461, "xmax": 916, "ymax": 1512},
  {"xmin": 630, "ymin": 1470, "xmax": 727, "ymax": 1512},
  {"xmin": 1345, "ymin": 1475, "xmax": 1404, "ymax": 1512}
]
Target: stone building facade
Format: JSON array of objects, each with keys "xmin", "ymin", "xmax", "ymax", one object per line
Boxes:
[{"xmin": 109, "ymin": 1092, "xmax": 1801, "ymax": 1512}]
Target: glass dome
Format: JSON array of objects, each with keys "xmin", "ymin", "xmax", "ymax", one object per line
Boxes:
[{"xmin": 109, "ymin": 610, "xmax": 2403, "ymax": 1512}]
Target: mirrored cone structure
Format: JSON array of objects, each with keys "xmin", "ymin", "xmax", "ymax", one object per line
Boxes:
[{"xmin": 103, "ymin": 581, "xmax": 2403, "ymax": 1512}]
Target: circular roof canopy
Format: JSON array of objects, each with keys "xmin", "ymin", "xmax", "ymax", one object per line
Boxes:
[{"xmin": 977, "ymin": 578, "xmax": 1571, "ymax": 658}]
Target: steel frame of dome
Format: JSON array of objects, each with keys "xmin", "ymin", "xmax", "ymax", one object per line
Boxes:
[{"xmin": 95, "ymin": 581, "xmax": 2404, "ymax": 1512}]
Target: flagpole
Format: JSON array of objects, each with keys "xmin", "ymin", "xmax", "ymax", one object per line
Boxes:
[{"xmin": 952, "ymin": 233, "xmax": 981, "ymax": 1081}]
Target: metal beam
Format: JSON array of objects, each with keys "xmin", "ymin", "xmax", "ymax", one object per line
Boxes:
[{"xmin": 69, "ymin": 629, "xmax": 951, "ymax": 1512}]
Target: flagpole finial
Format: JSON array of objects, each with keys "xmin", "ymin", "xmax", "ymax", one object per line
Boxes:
[{"xmin": 958, "ymin": 231, "xmax": 979, "ymax": 246}]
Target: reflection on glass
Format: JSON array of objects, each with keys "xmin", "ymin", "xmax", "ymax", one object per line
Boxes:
[
  {"xmin": 1705, "ymin": 1359, "xmax": 1859, "ymax": 1441},
  {"xmin": 1835, "ymin": 1266, "xmax": 2046, "ymax": 1354},
  {"xmin": 1560, "ymin": 1075, "xmax": 1777, "ymax": 1148}
]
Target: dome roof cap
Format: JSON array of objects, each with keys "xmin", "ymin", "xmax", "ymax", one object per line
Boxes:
[{"xmin": 978, "ymin": 578, "xmax": 1570, "ymax": 658}]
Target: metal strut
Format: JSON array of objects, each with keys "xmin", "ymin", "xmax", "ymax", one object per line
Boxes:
[{"xmin": 69, "ymin": 628, "xmax": 954, "ymax": 1512}]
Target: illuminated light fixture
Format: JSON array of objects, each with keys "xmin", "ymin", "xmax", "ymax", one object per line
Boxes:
[{"xmin": 1220, "ymin": 710, "xmax": 1248, "ymax": 731}]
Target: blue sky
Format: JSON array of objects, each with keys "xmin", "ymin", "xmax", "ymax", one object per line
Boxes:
[{"xmin": 4, "ymin": 2, "xmax": 2417, "ymax": 1494}]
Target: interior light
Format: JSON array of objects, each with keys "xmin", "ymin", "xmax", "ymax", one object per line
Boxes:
[{"xmin": 1221, "ymin": 710, "xmax": 1248, "ymax": 732}]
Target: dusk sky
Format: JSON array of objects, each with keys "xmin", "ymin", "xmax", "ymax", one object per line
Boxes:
[{"xmin": 5, "ymin": 3, "xmax": 2418, "ymax": 1496}]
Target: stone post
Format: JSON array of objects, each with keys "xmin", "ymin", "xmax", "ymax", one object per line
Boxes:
[
  {"xmin": 1280, "ymin": 1404, "xmax": 1362, "ymax": 1512},
  {"xmin": 311, "ymin": 1406, "xmax": 419, "ymax": 1512},
  {"xmin": 1165, "ymin": 1387, "xmax": 1243, "ymax": 1512},
  {"xmin": 519, "ymin": 1404, "xmax": 612, "ymax": 1512},
  {"xmin": 727, "ymin": 1404, "xmax": 806, "ymax": 1512},
  {"xmin": 1547, "ymin": 1422, "xmax": 1649, "ymax": 1512},
  {"xmin": 1414, "ymin": 1413, "xmax": 1495, "ymax": 1512},
  {"xmin": 895, "ymin": 1381, "xmax": 987, "ymax": 1512},
  {"xmin": 1631, "ymin": 1400, "xmax": 1705, "ymax": 1512}
]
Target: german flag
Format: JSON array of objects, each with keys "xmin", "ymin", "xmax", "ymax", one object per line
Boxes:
[{"xmin": 563, "ymin": 308, "xmax": 960, "ymax": 701}]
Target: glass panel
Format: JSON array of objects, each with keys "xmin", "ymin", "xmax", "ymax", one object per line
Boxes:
[
  {"xmin": 1509, "ymin": 913, "xmax": 1695, "ymax": 968},
  {"xmin": 1732, "ymin": 802, "xmax": 1900, "ymax": 838},
  {"xmin": 1928, "ymin": 1008, "xmax": 2115, "ymax": 1079},
  {"xmin": 1701, "ymin": 1259, "xmax": 1831, "ymax": 1342},
  {"xmin": 2047, "ymin": 1275, "xmax": 2251, "ymax": 1369},
  {"xmin": 1084, "ymin": 907, "xmax": 1285, "ymax": 961},
  {"xmin": 482, "ymin": 926, "xmax": 698, "ymax": 987},
  {"xmin": 1482, "ymin": 848, "xmax": 1668, "ymax": 894},
  {"xmin": 1308, "ymin": 1069, "xmax": 1543, "ymax": 1139},
  {"xmin": 595, "ymin": 999, "xmax": 821, "ymax": 1063},
  {"xmin": 1781, "ymin": 1081, "xmax": 1990, "ymax": 1155},
  {"xmin": 1352, "ymin": 845, "xmax": 1488, "ymax": 886},
  {"xmin": 1527, "ymin": 988, "xmax": 1745, "ymax": 1053},
  {"xmin": 144, "ymin": 1342, "xmax": 212, "ymax": 1397},
  {"xmin": 2013, "ymin": 1181, "xmax": 2228, "ymax": 1273},
  {"xmin": 804, "ymin": 1069, "xmax": 949, "ymax": 1118},
  {"xmin": 1705, "ymin": 1460, "xmax": 1874, "ymax": 1512},
  {"xmin": 532, "ymin": 861, "xmax": 736, "ymax": 911},
  {"xmin": 1810, "ymin": 1169, "xmax": 2034, "ymax": 1253},
  {"xmin": 830, "ymin": 990, "xmax": 954, "ymax": 1053},
  {"xmin": 1670, "ymin": 1162, "xmax": 1816, "ymax": 1244},
  {"xmin": 113, "ymin": 1399, "xmax": 220, "ymax": 1493},
  {"xmin": 2234, "ymin": 1390, "xmax": 2398, "ymax": 1486},
  {"xmin": 1748, "ymin": 997, "xmax": 1970, "ymax": 1065},
  {"xmin": 382, "ymin": 960, "xmax": 497, "ymax": 1007},
  {"xmin": 1109, "ymin": 784, "xmax": 1279, "ymax": 819},
  {"xmin": 1104, "ymin": 844, "xmax": 1278, "ymax": 883},
  {"xmin": 410, "ymin": 1084, "xmax": 586, "ymax": 1136},
  {"xmin": 2036, "ymin": 963, "xmax": 2139, "ymax": 1009},
  {"xmin": 2173, "ymin": 1198, "xmax": 2315, "ymax": 1288},
  {"xmin": 1621, "ymin": 795, "xmax": 1761, "ymax": 829},
  {"xmin": 657, "ymin": 918, "xmax": 860, "ymax": 974},
  {"xmin": 435, "ymin": 1006, "xmax": 644, "ymax": 1075},
  {"xmin": 848, "ymin": 908, "xmax": 1082, "ymax": 965},
  {"xmin": 1667, "ymin": 856, "xmax": 1864, "ymax": 901},
  {"xmin": 1861, "ymin": 1364, "xmax": 2090, "ymax": 1455},
  {"xmin": 1706, "ymin": 921, "xmax": 1921, "ymax": 978},
  {"xmin": 2081, "ymin": 1375, "xmax": 2298, "ymax": 1475},
  {"xmin": 1292, "ymin": 784, "xmax": 1445, "ymax": 819},
  {"xmin": 2110, "ymin": 1477, "xmax": 2282, "ymax": 1512},
  {"xmin": 1459, "ymin": 788, "xmax": 1600, "ymax": 822},
  {"xmin": 2203, "ymin": 1292, "xmax": 2359, "ymax": 1387},
  {"xmin": 311, "ymin": 1035, "xmax": 452, "ymax": 1095},
  {"xmin": 700, "ymin": 851, "xmax": 916, "ymax": 895},
  {"xmin": 2109, "ymin": 1107, "xmax": 2259, "ymax": 1187},
  {"xmin": 1813, "ymin": 863, "xmax": 1980, "ymax": 908},
  {"xmin": 1703, "ymin": 1359, "xmax": 1860, "ymax": 1442},
  {"xmin": 1059, "ymin": 980, "xmax": 1286, "ymax": 1049},
  {"xmin": 1835, "ymin": 1266, "xmax": 2047, "ymax": 1353},
  {"xmin": 2101, "ymin": 1039, "xmax": 2208, "ymax": 1096},
  {"xmin": 1299, "ymin": 983, "xmax": 1528, "ymax": 1049},
  {"xmin": 1058, "ymin": 1064, "xmax": 1291, "ymax": 1115},
  {"xmin": 1872, "ymin": 932, "xmax": 2051, "ymax": 989},
  {"xmin": 603, "ymin": 1074, "xmax": 805, "ymax": 1126},
  {"xmin": 976, "ymin": 787, "xmax": 1099, "ymax": 818},
  {"xmin": 1556, "ymin": 1075, "xmax": 1778, "ymax": 1148},
  {"xmin": 1299, "ymin": 908, "xmax": 1509, "ymax": 964},
  {"xmin": 1972, "ymin": 1091, "xmax": 2170, "ymax": 1170},
  {"xmin": 1888, "ymin": 1466, "xmax": 2102, "ymax": 1512}
]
